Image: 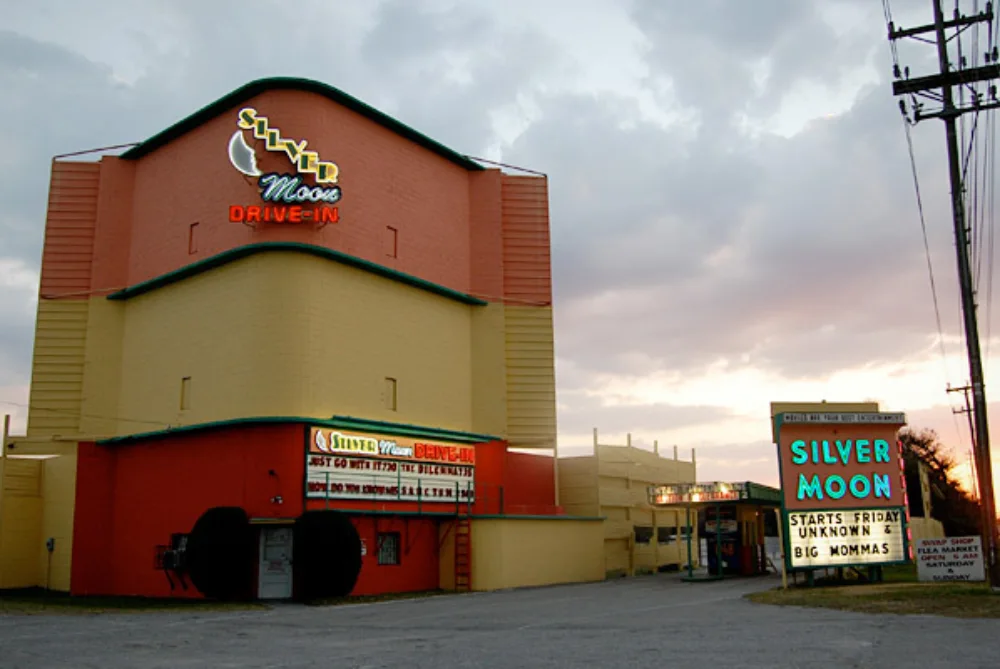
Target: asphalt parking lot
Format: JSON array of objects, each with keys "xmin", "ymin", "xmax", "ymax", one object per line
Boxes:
[{"xmin": 1, "ymin": 574, "xmax": 998, "ymax": 668}]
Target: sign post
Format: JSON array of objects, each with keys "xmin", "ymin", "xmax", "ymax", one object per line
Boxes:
[
  {"xmin": 774, "ymin": 412, "xmax": 912, "ymax": 583},
  {"xmin": 685, "ymin": 505, "xmax": 694, "ymax": 579}
]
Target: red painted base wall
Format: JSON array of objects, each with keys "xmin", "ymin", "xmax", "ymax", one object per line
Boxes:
[
  {"xmin": 72, "ymin": 424, "xmax": 306, "ymax": 597},
  {"xmin": 71, "ymin": 425, "xmax": 562, "ymax": 599},
  {"xmin": 351, "ymin": 516, "xmax": 440, "ymax": 595}
]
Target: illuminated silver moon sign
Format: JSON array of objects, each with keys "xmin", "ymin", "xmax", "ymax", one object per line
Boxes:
[{"xmin": 228, "ymin": 130, "xmax": 262, "ymax": 177}]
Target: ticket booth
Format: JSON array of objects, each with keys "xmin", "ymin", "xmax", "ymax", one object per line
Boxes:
[{"xmin": 649, "ymin": 481, "xmax": 782, "ymax": 579}]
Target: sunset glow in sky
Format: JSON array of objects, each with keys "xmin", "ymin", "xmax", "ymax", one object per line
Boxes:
[{"xmin": 1, "ymin": 0, "xmax": 998, "ymax": 509}]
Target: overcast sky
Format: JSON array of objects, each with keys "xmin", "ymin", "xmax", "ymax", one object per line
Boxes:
[{"xmin": 2, "ymin": 0, "xmax": 999, "ymax": 495}]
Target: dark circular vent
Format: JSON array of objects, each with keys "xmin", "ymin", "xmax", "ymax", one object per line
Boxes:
[
  {"xmin": 293, "ymin": 510, "xmax": 363, "ymax": 601},
  {"xmin": 185, "ymin": 506, "xmax": 255, "ymax": 601}
]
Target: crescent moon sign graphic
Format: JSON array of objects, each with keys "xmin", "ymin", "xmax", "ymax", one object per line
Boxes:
[{"xmin": 228, "ymin": 130, "xmax": 262, "ymax": 177}]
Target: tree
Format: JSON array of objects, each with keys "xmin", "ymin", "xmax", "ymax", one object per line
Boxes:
[{"xmin": 899, "ymin": 428, "xmax": 983, "ymax": 537}]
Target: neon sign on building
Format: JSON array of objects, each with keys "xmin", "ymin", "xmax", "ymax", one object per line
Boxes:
[{"xmin": 227, "ymin": 107, "xmax": 342, "ymax": 225}]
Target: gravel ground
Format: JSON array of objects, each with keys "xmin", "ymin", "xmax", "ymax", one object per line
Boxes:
[{"xmin": 1, "ymin": 574, "xmax": 998, "ymax": 668}]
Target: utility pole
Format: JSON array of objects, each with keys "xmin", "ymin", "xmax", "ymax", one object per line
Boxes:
[
  {"xmin": 889, "ymin": 1, "xmax": 1000, "ymax": 590},
  {"xmin": 949, "ymin": 383, "xmax": 982, "ymax": 499}
]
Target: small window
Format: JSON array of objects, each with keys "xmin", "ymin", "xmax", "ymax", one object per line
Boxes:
[
  {"xmin": 634, "ymin": 526, "xmax": 653, "ymax": 544},
  {"xmin": 386, "ymin": 226, "xmax": 398, "ymax": 258},
  {"xmin": 180, "ymin": 377, "xmax": 192, "ymax": 410},
  {"xmin": 384, "ymin": 377, "xmax": 397, "ymax": 411},
  {"xmin": 377, "ymin": 532, "xmax": 400, "ymax": 565},
  {"xmin": 657, "ymin": 526, "xmax": 677, "ymax": 543},
  {"xmin": 188, "ymin": 223, "xmax": 199, "ymax": 254}
]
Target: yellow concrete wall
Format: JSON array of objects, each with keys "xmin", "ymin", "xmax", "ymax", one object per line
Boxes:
[
  {"xmin": 471, "ymin": 304, "xmax": 508, "ymax": 439},
  {"xmin": 39, "ymin": 452, "xmax": 78, "ymax": 591},
  {"xmin": 26, "ymin": 301, "xmax": 90, "ymax": 437},
  {"xmin": 114, "ymin": 252, "xmax": 480, "ymax": 435},
  {"xmin": 0, "ymin": 458, "xmax": 43, "ymax": 589},
  {"xmin": 78, "ymin": 299, "xmax": 126, "ymax": 436},
  {"xmin": 470, "ymin": 518, "xmax": 604, "ymax": 591},
  {"xmin": 503, "ymin": 306, "xmax": 557, "ymax": 449}
]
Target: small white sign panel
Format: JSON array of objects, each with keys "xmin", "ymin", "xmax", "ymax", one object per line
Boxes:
[
  {"xmin": 915, "ymin": 536, "xmax": 985, "ymax": 582},
  {"xmin": 781, "ymin": 412, "xmax": 906, "ymax": 424},
  {"xmin": 787, "ymin": 509, "xmax": 906, "ymax": 568}
]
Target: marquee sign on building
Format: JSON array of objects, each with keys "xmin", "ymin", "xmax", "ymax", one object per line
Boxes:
[
  {"xmin": 774, "ymin": 411, "xmax": 911, "ymax": 571},
  {"xmin": 305, "ymin": 427, "xmax": 476, "ymax": 504}
]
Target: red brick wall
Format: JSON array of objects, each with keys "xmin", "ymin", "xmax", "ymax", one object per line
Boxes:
[
  {"xmin": 469, "ymin": 170, "xmax": 504, "ymax": 301},
  {"xmin": 90, "ymin": 158, "xmax": 136, "ymax": 294},
  {"xmin": 123, "ymin": 89, "xmax": 474, "ymax": 294}
]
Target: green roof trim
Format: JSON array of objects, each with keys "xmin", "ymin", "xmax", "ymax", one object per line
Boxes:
[
  {"xmin": 119, "ymin": 76, "xmax": 485, "ymax": 172},
  {"xmin": 105, "ymin": 242, "xmax": 488, "ymax": 306},
  {"xmin": 470, "ymin": 514, "xmax": 606, "ymax": 521},
  {"xmin": 96, "ymin": 415, "xmax": 500, "ymax": 446},
  {"xmin": 334, "ymin": 510, "xmax": 606, "ymax": 522},
  {"xmin": 328, "ymin": 415, "xmax": 498, "ymax": 443}
]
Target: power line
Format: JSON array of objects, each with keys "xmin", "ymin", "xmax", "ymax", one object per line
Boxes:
[
  {"xmin": 888, "ymin": 0, "xmax": 1000, "ymax": 589},
  {"xmin": 885, "ymin": 0, "xmax": 965, "ymax": 445}
]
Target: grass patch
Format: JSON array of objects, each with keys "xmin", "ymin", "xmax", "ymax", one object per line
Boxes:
[
  {"xmin": 747, "ymin": 580, "xmax": 1000, "ymax": 619},
  {"xmin": 804, "ymin": 563, "xmax": 918, "ymax": 586},
  {"xmin": 0, "ymin": 588, "xmax": 268, "ymax": 616},
  {"xmin": 306, "ymin": 589, "xmax": 449, "ymax": 607}
]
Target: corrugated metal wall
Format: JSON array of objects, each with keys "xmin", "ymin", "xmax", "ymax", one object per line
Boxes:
[
  {"xmin": 559, "ymin": 439, "xmax": 699, "ymax": 577},
  {"xmin": 500, "ymin": 175, "xmax": 556, "ymax": 450},
  {"xmin": 500, "ymin": 175, "xmax": 552, "ymax": 306},
  {"xmin": 27, "ymin": 161, "xmax": 99, "ymax": 436}
]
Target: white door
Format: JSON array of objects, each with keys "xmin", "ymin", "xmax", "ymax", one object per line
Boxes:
[{"xmin": 258, "ymin": 527, "xmax": 294, "ymax": 600}]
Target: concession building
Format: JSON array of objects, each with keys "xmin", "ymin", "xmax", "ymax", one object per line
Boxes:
[{"xmin": 0, "ymin": 77, "xmax": 604, "ymax": 601}]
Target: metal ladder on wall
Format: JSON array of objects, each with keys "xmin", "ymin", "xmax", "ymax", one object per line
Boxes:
[{"xmin": 454, "ymin": 517, "xmax": 472, "ymax": 592}]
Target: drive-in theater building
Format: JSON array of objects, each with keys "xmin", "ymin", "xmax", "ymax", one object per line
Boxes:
[{"xmin": 0, "ymin": 77, "xmax": 605, "ymax": 601}]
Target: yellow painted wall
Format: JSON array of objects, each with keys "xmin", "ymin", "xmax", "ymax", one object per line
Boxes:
[
  {"xmin": 78, "ymin": 299, "xmax": 126, "ymax": 436},
  {"xmin": 503, "ymin": 306, "xmax": 557, "ymax": 449},
  {"xmin": 471, "ymin": 304, "xmax": 508, "ymax": 439},
  {"xmin": 26, "ymin": 301, "xmax": 91, "ymax": 438},
  {"xmin": 39, "ymin": 452, "xmax": 78, "ymax": 591},
  {"xmin": 114, "ymin": 252, "xmax": 481, "ymax": 435},
  {"xmin": 0, "ymin": 458, "xmax": 43, "ymax": 589},
  {"xmin": 470, "ymin": 518, "xmax": 604, "ymax": 591}
]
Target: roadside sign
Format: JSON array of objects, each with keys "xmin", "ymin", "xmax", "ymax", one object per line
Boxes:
[{"xmin": 915, "ymin": 536, "xmax": 985, "ymax": 582}]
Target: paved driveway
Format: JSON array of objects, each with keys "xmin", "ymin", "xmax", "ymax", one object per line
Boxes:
[{"xmin": 1, "ymin": 575, "xmax": 998, "ymax": 668}]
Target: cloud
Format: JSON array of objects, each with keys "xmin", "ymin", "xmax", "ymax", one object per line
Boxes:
[
  {"xmin": 4, "ymin": 1, "xmax": 997, "ymax": 491},
  {"xmin": 558, "ymin": 392, "xmax": 736, "ymax": 438},
  {"xmin": 502, "ymin": 18, "xmax": 964, "ymax": 383}
]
